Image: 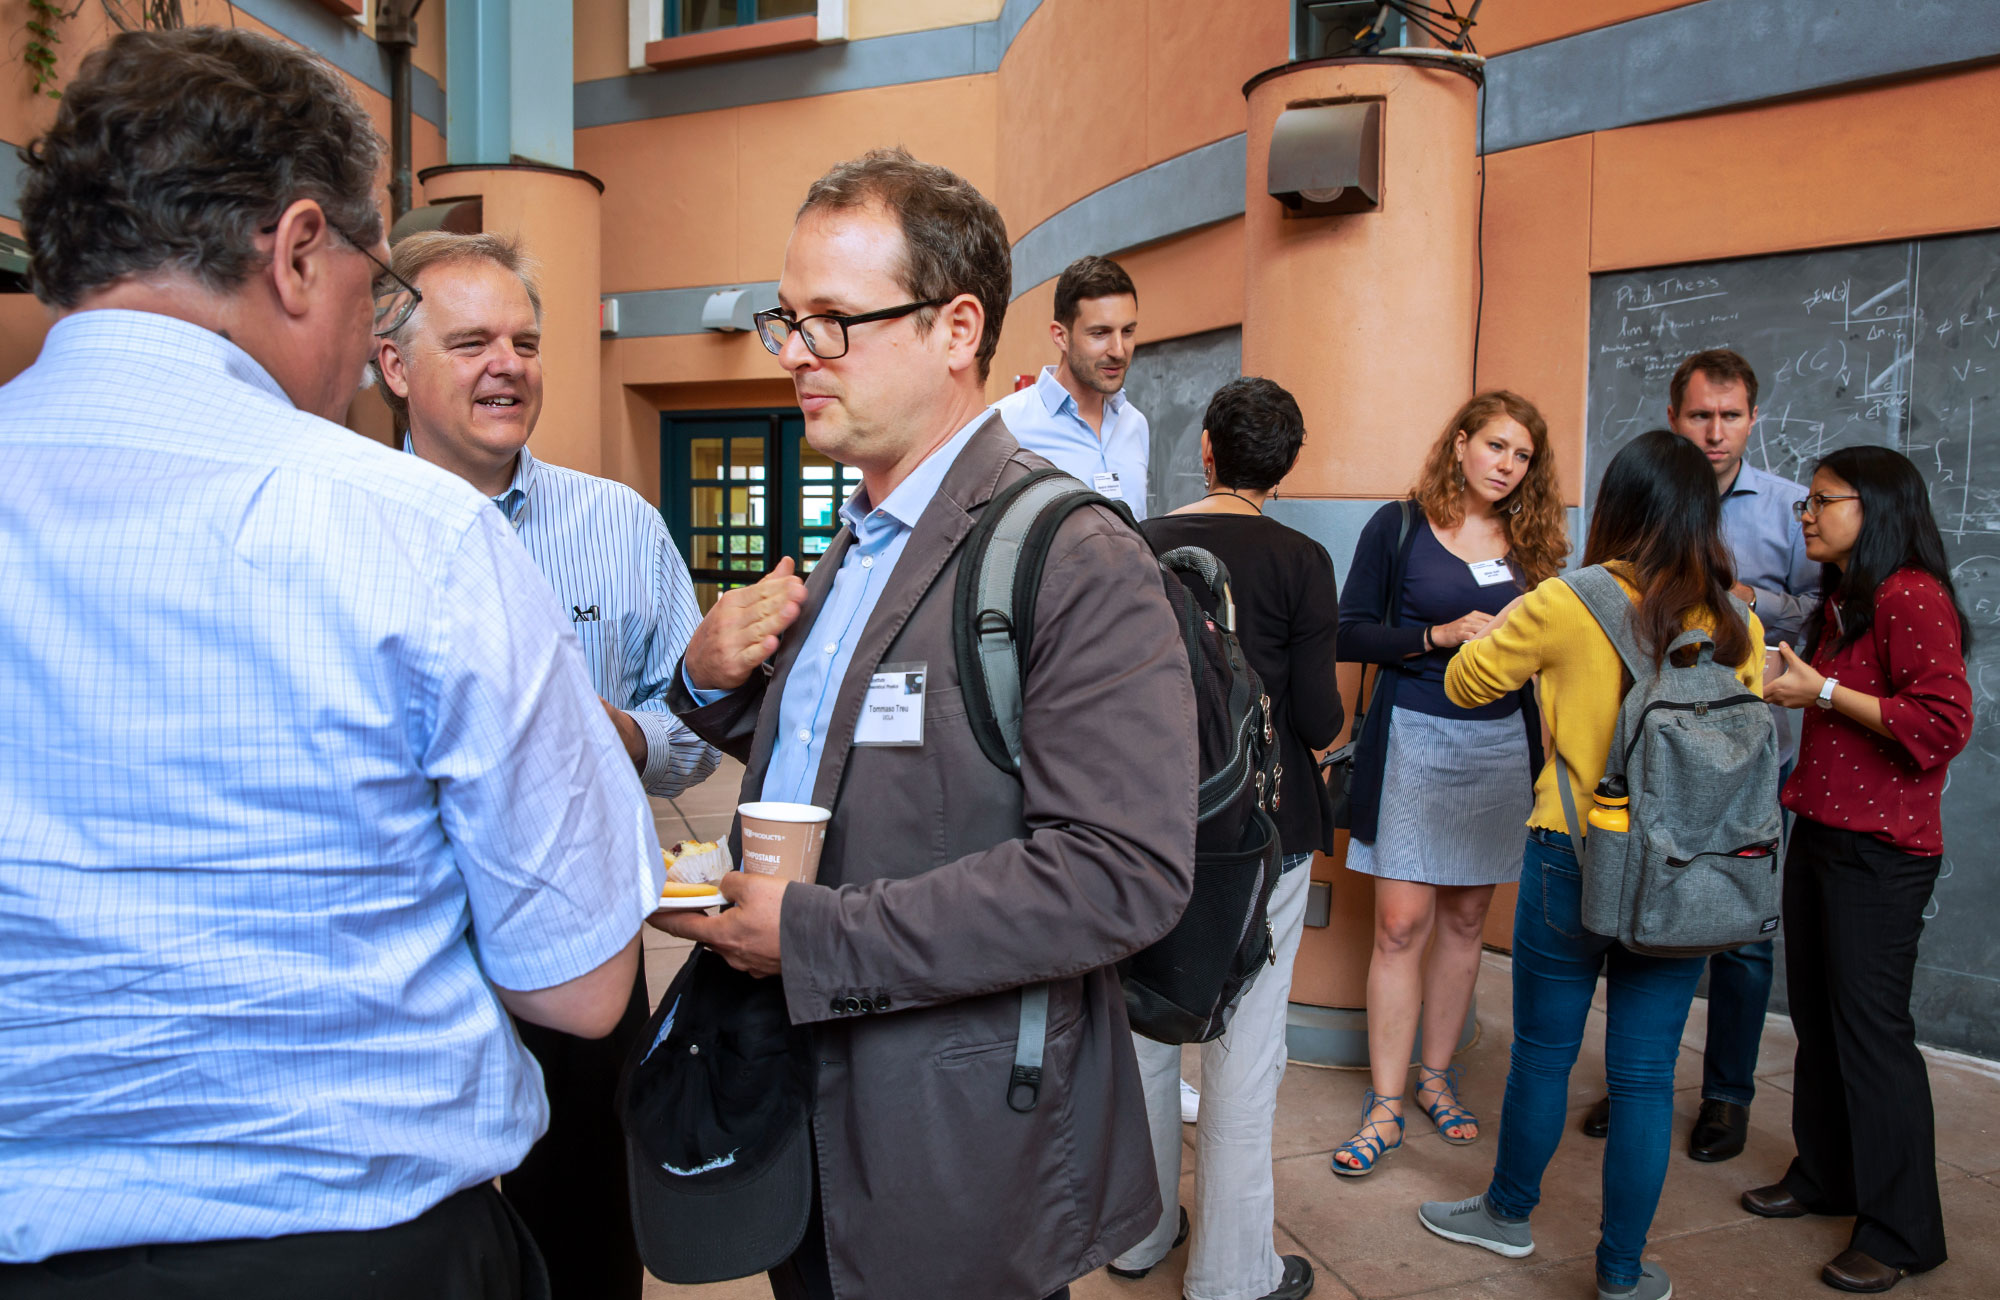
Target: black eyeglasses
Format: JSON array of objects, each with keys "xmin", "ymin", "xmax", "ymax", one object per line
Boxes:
[
  {"xmin": 258, "ymin": 218, "xmax": 422, "ymax": 337},
  {"xmin": 753, "ymin": 299, "xmax": 947, "ymax": 360},
  {"xmin": 1792, "ymin": 493, "xmax": 1860, "ymax": 519}
]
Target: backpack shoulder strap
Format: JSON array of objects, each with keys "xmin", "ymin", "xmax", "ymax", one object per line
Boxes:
[
  {"xmin": 952, "ymin": 467, "xmax": 1101, "ymax": 774},
  {"xmin": 1562, "ymin": 565, "xmax": 1652, "ymax": 684}
]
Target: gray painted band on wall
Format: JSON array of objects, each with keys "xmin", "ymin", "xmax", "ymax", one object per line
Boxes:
[
  {"xmin": 1010, "ymin": 134, "xmax": 1246, "ymax": 299},
  {"xmin": 1482, "ymin": 0, "xmax": 2000, "ymax": 154},
  {"xmin": 231, "ymin": 0, "xmax": 447, "ymax": 131},
  {"xmin": 608, "ymin": 281, "xmax": 781, "ymax": 338},
  {"xmin": 576, "ymin": 0, "xmax": 1045, "ymax": 129}
]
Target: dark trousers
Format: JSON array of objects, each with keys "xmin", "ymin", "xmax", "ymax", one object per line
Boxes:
[
  {"xmin": 501, "ymin": 959, "xmax": 651, "ymax": 1300},
  {"xmin": 1780, "ymin": 816, "xmax": 1947, "ymax": 1272},
  {"xmin": 767, "ymin": 1163, "xmax": 1071, "ymax": 1300},
  {"xmin": 0, "ymin": 1185, "xmax": 545, "ymax": 1300},
  {"xmin": 1701, "ymin": 939, "xmax": 1775, "ymax": 1105},
  {"xmin": 1700, "ymin": 759, "xmax": 1792, "ymax": 1106}
]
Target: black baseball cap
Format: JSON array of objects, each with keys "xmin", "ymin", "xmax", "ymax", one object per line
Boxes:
[{"xmin": 619, "ymin": 944, "xmax": 816, "ymax": 1284}]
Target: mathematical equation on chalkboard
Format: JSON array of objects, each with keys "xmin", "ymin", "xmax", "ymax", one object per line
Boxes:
[{"xmin": 1588, "ymin": 232, "xmax": 2000, "ymax": 558}]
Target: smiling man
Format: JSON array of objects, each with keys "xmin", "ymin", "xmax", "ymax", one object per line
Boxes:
[
  {"xmin": 992, "ymin": 255, "xmax": 1151, "ymax": 517},
  {"xmin": 655, "ymin": 149, "xmax": 1196, "ymax": 1300},
  {"xmin": 374, "ymin": 231, "xmax": 719, "ymax": 1300}
]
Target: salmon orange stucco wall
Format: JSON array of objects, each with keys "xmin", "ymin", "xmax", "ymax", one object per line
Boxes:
[
  {"xmin": 1243, "ymin": 59, "xmax": 1482, "ymax": 501},
  {"xmin": 1468, "ymin": 0, "xmax": 1704, "ymax": 56},
  {"xmin": 1474, "ymin": 135, "xmax": 1594, "ymax": 507},
  {"xmin": 996, "ymin": 0, "xmax": 1284, "ymax": 240},
  {"xmin": 1590, "ymin": 61, "xmax": 2000, "ymax": 273},
  {"xmin": 576, "ymin": 76, "xmax": 998, "ymax": 296}
]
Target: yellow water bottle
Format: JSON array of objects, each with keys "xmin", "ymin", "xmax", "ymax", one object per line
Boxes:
[{"xmin": 1587, "ymin": 775, "xmax": 1630, "ymax": 834}]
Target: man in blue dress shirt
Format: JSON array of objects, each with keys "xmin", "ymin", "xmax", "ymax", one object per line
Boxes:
[
  {"xmin": 654, "ymin": 149, "xmax": 1197, "ymax": 1300},
  {"xmin": 374, "ymin": 231, "xmax": 719, "ymax": 1300},
  {"xmin": 990, "ymin": 255, "xmax": 1152, "ymax": 519},
  {"xmin": 1582, "ymin": 348, "xmax": 1820, "ymax": 1163},
  {"xmin": 0, "ymin": 28, "xmax": 661, "ymax": 1298}
]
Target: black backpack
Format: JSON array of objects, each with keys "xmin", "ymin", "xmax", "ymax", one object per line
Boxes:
[{"xmin": 951, "ymin": 469, "xmax": 1283, "ymax": 1111}]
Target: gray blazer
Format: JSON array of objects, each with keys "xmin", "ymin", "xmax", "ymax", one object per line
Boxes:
[{"xmin": 670, "ymin": 414, "xmax": 1197, "ymax": 1300}]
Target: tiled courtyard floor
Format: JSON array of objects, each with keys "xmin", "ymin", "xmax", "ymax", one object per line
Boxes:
[{"xmin": 643, "ymin": 763, "xmax": 2000, "ymax": 1299}]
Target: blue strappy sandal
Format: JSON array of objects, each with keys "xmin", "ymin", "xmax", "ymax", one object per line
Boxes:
[
  {"xmin": 1330, "ymin": 1090, "xmax": 1404, "ymax": 1178},
  {"xmin": 1417, "ymin": 1064, "xmax": 1480, "ymax": 1145}
]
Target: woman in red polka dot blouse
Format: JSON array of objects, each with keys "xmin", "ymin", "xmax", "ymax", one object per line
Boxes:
[{"xmin": 1742, "ymin": 446, "xmax": 1973, "ymax": 1294}]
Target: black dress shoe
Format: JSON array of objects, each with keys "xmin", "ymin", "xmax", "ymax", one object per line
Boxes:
[
  {"xmin": 1688, "ymin": 1098, "xmax": 1749, "ymax": 1162},
  {"xmin": 1106, "ymin": 1206, "xmax": 1189, "ymax": 1279},
  {"xmin": 1822, "ymin": 1247, "xmax": 1907, "ymax": 1293},
  {"xmin": 1741, "ymin": 1183, "xmax": 1810, "ymax": 1218},
  {"xmin": 1581, "ymin": 1095, "xmax": 1610, "ymax": 1139},
  {"xmin": 1257, "ymin": 1254, "xmax": 1314, "ymax": 1300}
]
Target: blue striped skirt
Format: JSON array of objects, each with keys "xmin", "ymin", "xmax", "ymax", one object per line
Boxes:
[{"xmin": 1346, "ymin": 705, "xmax": 1533, "ymax": 887}]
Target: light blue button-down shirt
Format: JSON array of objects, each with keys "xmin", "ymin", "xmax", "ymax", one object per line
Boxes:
[
  {"xmin": 1720, "ymin": 460, "xmax": 1821, "ymax": 644},
  {"xmin": 458, "ymin": 443, "xmax": 718, "ymax": 796},
  {"xmin": 1720, "ymin": 459, "xmax": 1823, "ymax": 762},
  {"xmin": 991, "ymin": 365, "xmax": 1151, "ymax": 520},
  {"xmin": 690, "ymin": 418, "xmax": 982, "ymax": 804},
  {"xmin": 0, "ymin": 311, "xmax": 664, "ymax": 1262}
]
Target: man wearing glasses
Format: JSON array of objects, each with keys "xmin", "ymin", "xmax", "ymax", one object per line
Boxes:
[
  {"xmin": 1580, "ymin": 347, "xmax": 1821, "ymax": 1164},
  {"xmin": 372, "ymin": 230, "xmax": 718, "ymax": 1300},
  {"xmin": 0, "ymin": 30, "xmax": 661, "ymax": 1296},
  {"xmin": 653, "ymin": 149, "xmax": 1198, "ymax": 1300}
]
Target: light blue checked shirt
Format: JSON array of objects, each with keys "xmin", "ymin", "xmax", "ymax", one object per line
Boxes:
[
  {"xmin": 438, "ymin": 442, "xmax": 718, "ymax": 796},
  {"xmin": 990, "ymin": 364, "xmax": 1151, "ymax": 520},
  {"xmin": 688, "ymin": 418, "xmax": 982, "ymax": 804},
  {"xmin": 0, "ymin": 311, "xmax": 665, "ymax": 1262}
]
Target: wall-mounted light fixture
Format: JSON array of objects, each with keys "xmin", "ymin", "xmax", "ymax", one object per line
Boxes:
[
  {"xmin": 700, "ymin": 289, "xmax": 758, "ymax": 333},
  {"xmin": 1269, "ymin": 100, "xmax": 1382, "ymax": 217}
]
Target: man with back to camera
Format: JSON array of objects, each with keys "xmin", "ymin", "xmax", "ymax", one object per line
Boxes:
[
  {"xmin": 1580, "ymin": 347, "xmax": 1819, "ymax": 1161},
  {"xmin": 992, "ymin": 254, "xmax": 1152, "ymax": 518},
  {"xmin": 651, "ymin": 148, "xmax": 1198, "ymax": 1300},
  {"xmin": 0, "ymin": 28, "xmax": 663, "ymax": 1298},
  {"xmin": 373, "ymin": 230, "xmax": 720, "ymax": 1300}
]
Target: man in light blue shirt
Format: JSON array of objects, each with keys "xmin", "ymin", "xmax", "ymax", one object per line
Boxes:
[
  {"xmin": 991, "ymin": 255, "xmax": 1152, "ymax": 518},
  {"xmin": 376, "ymin": 231, "xmax": 718, "ymax": 1300},
  {"xmin": 0, "ymin": 29, "xmax": 660, "ymax": 1295}
]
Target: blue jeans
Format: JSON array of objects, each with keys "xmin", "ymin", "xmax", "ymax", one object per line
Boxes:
[{"xmin": 1485, "ymin": 830, "xmax": 1706, "ymax": 1288}]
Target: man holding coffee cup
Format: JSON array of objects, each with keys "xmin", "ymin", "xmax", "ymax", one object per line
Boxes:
[{"xmin": 654, "ymin": 149, "xmax": 1198, "ymax": 1300}]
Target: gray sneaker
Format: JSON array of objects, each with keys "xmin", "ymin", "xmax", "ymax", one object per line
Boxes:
[
  {"xmin": 1417, "ymin": 1194, "xmax": 1535, "ymax": 1259},
  {"xmin": 1598, "ymin": 1262, "xmax": 1672, "ymax": 1300}
]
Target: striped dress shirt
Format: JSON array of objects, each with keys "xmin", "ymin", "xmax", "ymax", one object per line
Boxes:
[
  {"xmin": 480, "ymin": 446, "xmax": 719, "ymax": 796},
  {"xmin": 0, "ymin": 310, "xmax": 665, "ymax": 1262}
]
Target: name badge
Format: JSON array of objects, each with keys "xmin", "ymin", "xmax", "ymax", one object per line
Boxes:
[
  {"xmin": 1469, "ymin": 558, "xmax": 1514, "ymax": 587},
  {"xmin": 852, "ymin": 661, "xmax": 926, "ymax": 747},
  {"xmin": 1093, "ymin": 471, "xmax": 1123, "ymax": 500}
]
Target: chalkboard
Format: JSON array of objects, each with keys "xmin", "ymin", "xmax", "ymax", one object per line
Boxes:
[
  {"xmin": 1126, "ymin": 325, "xmax": 1244, "ymax": 517},
  {"xmin": 1587, "ymin": 230, "xmax": 2000, "ymax": 1057}
]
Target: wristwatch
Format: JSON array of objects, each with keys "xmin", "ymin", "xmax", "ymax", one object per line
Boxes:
[{"xmin": 1816, "ymin": 677, "xmax": 1839, "ymax": 709}]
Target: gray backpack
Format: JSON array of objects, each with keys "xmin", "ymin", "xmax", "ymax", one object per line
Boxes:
[{"xmin": 1554, "ymin": 565, "xmax": 1783, "ymax": 958}]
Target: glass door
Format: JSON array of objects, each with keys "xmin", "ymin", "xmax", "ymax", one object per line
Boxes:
[{"xmin": 662, "ymin": 411, "xmax": 865, "ymax": 610}]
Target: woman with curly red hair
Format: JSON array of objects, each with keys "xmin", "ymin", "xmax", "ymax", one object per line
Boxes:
[{"xmin": 1332, "ymin": 391, "xmax": 1570, "ymax": 1176}]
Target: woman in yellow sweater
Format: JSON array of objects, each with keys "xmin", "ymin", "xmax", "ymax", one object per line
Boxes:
[{"xmin": 1416, "ymin": 430, "xmax": 1765, "ymax": 1300}]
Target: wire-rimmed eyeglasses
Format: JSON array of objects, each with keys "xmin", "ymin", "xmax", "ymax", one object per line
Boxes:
[
  {"xmin": 752, "ymin": 299, "xmax": 947, "ymax": 360},
  {"xmin": 1791, "ymin": 493, "xmax": 1860, "ymax": 519},
  {"xmin": 257, "ymin": 219, "xmax": 422, "ymax": 337}
]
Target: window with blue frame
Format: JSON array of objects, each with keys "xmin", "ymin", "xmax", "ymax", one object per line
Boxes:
[{"xmin": 670, "ymin": 0, "xmax": 815, "ymax": 36}]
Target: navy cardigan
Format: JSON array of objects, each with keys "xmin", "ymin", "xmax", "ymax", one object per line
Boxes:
[{"xmin": 1335, "ymin": 500, "xmax": 1544, "ymax": 844}]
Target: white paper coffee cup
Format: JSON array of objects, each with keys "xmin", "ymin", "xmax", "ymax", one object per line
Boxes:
[{"xmin": 736, "ymin": 801, "xmax": 832, "ymax": 885}]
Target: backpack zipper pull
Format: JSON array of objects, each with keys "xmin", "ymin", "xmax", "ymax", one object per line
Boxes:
[{"xmin": 1267, "ymin": 920, "xmax": 1278, "ymax": 965}]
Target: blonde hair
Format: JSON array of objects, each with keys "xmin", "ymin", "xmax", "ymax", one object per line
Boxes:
[
  {"xmin": 1410, "ymin": 390, "xmax": 1570, "ymax": 586},
  {"xmin": 372, "ymin": 231, "xmax": 542, "ymax": 422}
]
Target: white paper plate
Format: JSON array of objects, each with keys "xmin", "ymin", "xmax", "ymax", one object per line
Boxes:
[{"xmin": 653, "ymin": 891, "xmax": 723, "ymax": 912}]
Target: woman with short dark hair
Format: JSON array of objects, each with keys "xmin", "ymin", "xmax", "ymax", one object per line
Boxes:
[
  {"xmin": 1743, "ymin": 446, "xmax": 1972, "ymax": 1294},
  {"xmin": 1111, "ymin": 376, "xmax": 1338, "ymax": 1300}
]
